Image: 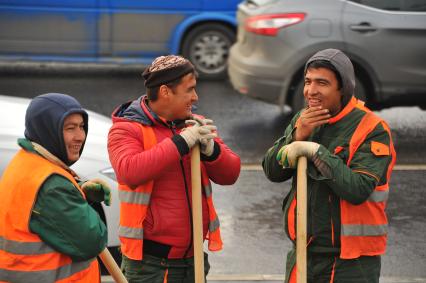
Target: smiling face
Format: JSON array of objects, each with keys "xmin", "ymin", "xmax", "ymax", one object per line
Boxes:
[
  {"xmin": 304, "ymin": 67, "xmax": 342, "ymax": 116},
  {"xmin": 63, "ymin": 113, "xmax": 86, "ymax": 163},
  {"xmin": 165, "ymin": 72, "xmax": 198, "ymax": 120}
]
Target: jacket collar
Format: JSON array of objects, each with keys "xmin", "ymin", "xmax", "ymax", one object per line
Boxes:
[{"xmin": 328, "ymin": 96, "xmax": 357, "ymax": 124}]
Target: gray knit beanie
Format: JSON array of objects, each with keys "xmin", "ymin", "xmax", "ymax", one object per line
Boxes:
[{"xmin": 305, "ymin": 49, "xmax": 355, "ymax": 107}]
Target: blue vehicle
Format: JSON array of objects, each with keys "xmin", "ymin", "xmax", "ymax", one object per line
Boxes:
[{"xmin": 0, "ymin": 0, "xmax": 241, "ymax": 79}]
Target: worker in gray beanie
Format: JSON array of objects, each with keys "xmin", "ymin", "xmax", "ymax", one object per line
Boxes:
[
  {"xmin": 304, "ymin": 48, "xmax": 356, "ymax": 108},
  {"xmin": 263, "ymin": 48, "xmax": 396, "ymax": 283}
]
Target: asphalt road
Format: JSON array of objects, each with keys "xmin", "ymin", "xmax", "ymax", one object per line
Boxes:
[{"xmin": 1, "ymin": 67, "xmax": 425, "ymax": 282}]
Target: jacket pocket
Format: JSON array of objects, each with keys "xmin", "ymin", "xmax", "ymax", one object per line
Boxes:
[{"xmin": 334, "ymin": 145, "xmax": 349, "ymax": 164}]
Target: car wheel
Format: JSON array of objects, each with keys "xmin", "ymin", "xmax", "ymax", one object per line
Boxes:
[
  {"xmin": 182, "ymin": 23, "xmax": 235, "ymax": 80},
  {"xmin": 354, "ymin": 76, "xmax": 367, "ymax": 103}
]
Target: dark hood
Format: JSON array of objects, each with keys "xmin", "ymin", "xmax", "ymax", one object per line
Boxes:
[
  {"xmin": 305, "ymin": 48, "xmax": 355, "ymax": 107},
  {"xmin": 112, "ymin": 96, "xmax": 153, "ymax": 125},
  {"xmin": 24, "ymin": 93, "xmax": 89, "ymax": 166}
]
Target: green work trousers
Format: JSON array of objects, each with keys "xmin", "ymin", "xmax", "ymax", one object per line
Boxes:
[
  {"xmin": 121, "ymin": 253, "xmax": 210, "ymax": 283},
  {"xmin": 285, "ymin": 248, "xmax": 381, "ymax": 283}
]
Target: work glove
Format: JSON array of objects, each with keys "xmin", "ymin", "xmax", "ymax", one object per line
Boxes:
[
  {"xmin": 180, "ymin": 122, "xmax": 202, "ymax": 149},
  {"xmin": 190, "ymin": 117, "xmax": 217, "ymax": 156},
  {"xmin": 276, "ymin": 141, "xmax": 320, "ymax": 168},
  {"xmin": 181, "ymin": 120, "xmax": 217, "ymax": 152},
  {"xmin": 81, "ymin": 178, "xmax": 111, "ymax": 206}
]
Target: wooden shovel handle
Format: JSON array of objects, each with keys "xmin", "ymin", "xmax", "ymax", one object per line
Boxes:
[
  {"xmin": 99, "ymin": 248, "xmax": 128, "ymax": 283},
  {"xmin": 190, "ymin": 144, "xmax": 205, "ymax": 283}
]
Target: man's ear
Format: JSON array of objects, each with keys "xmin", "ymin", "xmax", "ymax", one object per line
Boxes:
[{"xmin": 158, "ymin": 84, "xmax": 170, "ymax": 100}]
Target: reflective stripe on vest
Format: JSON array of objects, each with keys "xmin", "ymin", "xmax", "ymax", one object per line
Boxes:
[
  {"xmin": 368, "ymin": 188, "xmax": 389, "ymax": 202},
  {"xmin": 209, "ymin": 215, "xmax": 220, "ymax": 232},
  {"xmin": 118, "ymin": 123, "xmax": 223, "ymax": 260},
  {"xmin": 341, "ymin": 224, "xmax": 388, "ymax": 236},
  {"xmin": 340, "ymin": 105, "xmax": 396, "ymax": 259},
  {"xmin": 204, "ymin": 182, "xmax": 212, "ymax": 198},
  {"xmin": 0, "ymin": 253, "xmax": 92, "ymax": 283},
  {"xmin": 0, "ymin": 235, "xmax": 56, "ymax": 255},
  {"xmin": 119, "ymin": 226, "xmax": 144, "ymax": 239},
  {"xmin": 0, "ymin": 149, "xmax": 99, "ymax": 283},
  {"xmin": 119, "ymin": 190, "xmax": 151, "ymax": 205}
]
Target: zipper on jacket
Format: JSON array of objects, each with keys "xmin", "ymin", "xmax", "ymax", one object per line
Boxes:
[
  {"xmin": 309, "ymin": 179, "xmax": 316, "ymax": 241},
  {"xmin": 308, "ymin": 125, "xmax": 324, "ymax": 244},
  {"xmin": 329, "ymin": 194, "xmax": 335, "ymax": 247},
  {"xmin": 170, "ymin": 124, "xmax": 194, "ymax": 258}
]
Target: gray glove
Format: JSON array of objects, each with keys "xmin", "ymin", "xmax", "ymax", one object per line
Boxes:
[
  {"xmin": 180, "ymin": 123, "xmax": 201, "ymax": 149},
  {"xmin": 187, "ymin": 118, "xmax": 217, "ymax": 156},
  {"xmin": 191, "ymin": 117, "xmax": 218, "ymax": 156}
]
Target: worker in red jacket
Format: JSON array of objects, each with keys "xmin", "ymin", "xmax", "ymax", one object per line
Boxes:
[{"xmin": 108, "ymin": 55, "xmax": 241, "ymax": 283}]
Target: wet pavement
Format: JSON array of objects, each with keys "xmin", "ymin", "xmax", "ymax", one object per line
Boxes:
[{"xmin": 208, "ymin": 170, "xmax": 426, "ymax": 279}]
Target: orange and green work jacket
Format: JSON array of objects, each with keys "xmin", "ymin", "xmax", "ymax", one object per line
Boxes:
[
  {"xmin": 0, "ymin": 146, "xmax": 103, "ymax": 283},
  {"xmin": 263, "ymin": 97, "xmax": 396, "ymax": 259}
]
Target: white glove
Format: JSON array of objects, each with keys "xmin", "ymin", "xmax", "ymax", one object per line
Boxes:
[
  {"xmin": 192, "ymin": 118, "xmax": 217, "ymax": 156},
  {"xmin": 182, "ymin": 119, "xmax": 217, "ymax": 153},
  {"xmin": 277, "ymin": 141, "xmax": 320, "ymax": 168},
  {"xmin": 199, "ymin": 125, "xmax": 217, "ymax": 156},
  {"xmin": 180, "ymin": 123, "xmax": 201, "ymax": 149}
]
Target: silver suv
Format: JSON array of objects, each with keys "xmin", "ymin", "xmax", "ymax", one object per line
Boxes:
[{"xmin": 228, "ymin": 0, "xmax": 426, "ymax": 112}]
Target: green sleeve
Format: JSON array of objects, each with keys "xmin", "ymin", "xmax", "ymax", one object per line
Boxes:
[
  {"xmin": 29, "ymin": 174, "xmax": 108, "ymax": 261},
  {"xmin": 262, "ymin": 113, "xmax": 300, "ymax": 182},
  {"xmin": 314, "ymin": 123, "xmax": 393, "ymax": 204}
]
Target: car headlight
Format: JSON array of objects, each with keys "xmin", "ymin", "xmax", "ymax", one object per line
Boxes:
[{"xmin": 100, "ymin": 167, "xmax": 117, "ymax": 181}]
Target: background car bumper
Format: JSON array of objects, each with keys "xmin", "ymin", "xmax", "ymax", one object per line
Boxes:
[{"xmin": 228, "ymin": 48, "xmax": 283, "ymax": 104}]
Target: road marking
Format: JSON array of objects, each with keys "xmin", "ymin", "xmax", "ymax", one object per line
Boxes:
[
  {"xmin": 241, "ymin": 164, "xmax": 426, "ymax": 171},
  {"xmin": 392, "ymin": 164, "xmax": 426, "ymax": 170},
  {"xmin": 101, "ymin": 275, "xmax": 426, "ymax": 282}
]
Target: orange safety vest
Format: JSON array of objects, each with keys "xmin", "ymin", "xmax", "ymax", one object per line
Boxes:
[
  {"xmin": 118, "ymin": 123, "xmax": 223, "ymax": 260},
  {"xmin": 0, "ymin": 149, "xmax": 100, "ymax": 283},
  {"xmin": 339, "ymin": 108, "xmax": 396, "ymax": 259}
]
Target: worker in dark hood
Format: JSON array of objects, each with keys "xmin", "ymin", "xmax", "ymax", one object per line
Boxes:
[
  {"xmin": 0, "ymin": 93, "xmax": 110, "ymax": 282},
  {"xmin": 24, "ymin": 92, "xmax": 89, "ymax": 166},
  {"xmin": 263, "ymin": 49, "xmax": 396, "ymax": 283}
]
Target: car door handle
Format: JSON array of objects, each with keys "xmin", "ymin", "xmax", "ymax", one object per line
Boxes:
[{"xmin": 349, "ymin": 22, "xmax": 377, "ymax": 33}]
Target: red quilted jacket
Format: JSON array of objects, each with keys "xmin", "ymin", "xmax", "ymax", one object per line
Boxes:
[{"xmin": 107, "ymin": 96, "xmax": 241, "ymax": 258}]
